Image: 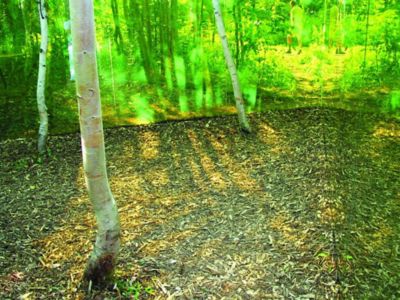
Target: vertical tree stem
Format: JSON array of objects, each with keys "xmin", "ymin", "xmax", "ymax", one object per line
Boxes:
[
  {"xmin": 212, "ymin": 0, "xmax": 251, "ymax": 132},
  {"xmin": 37, "ymin": 0, "xmax": 48, "ymax": 154},
  {"xmin": 69, "ymin": 0, "xmax": 121, "ymax": 286}
]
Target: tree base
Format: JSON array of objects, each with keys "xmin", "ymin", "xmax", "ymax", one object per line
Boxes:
[
  {"xmin": 83, "ymin": 254, "xmax": 116, "ymax": 287},
  {"xmin": 38, "ymin": 133, "xmax": 47, "ymax": 155},
  {"xmin": 240, "ymin": 123, "xmax": 252, "ymax": 134}
]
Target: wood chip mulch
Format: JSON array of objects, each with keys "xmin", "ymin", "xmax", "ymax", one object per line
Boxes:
[{"xmin": 0, "ymin": 108, "xmax": 399, "ymax": 299}]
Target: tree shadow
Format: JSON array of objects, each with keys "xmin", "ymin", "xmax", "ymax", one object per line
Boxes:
[{"xmin": 2, "ymin": 108, "xmax": 398, "ymax": 299}]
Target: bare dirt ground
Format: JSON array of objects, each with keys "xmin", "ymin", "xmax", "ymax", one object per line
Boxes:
[{"xmin": 1, "ymin": 108, "xmax": 399, "ymax": 299}]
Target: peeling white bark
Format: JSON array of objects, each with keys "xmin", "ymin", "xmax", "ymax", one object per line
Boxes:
[
  {"xmin": 37, "ymin": 0, "xmax": 48, "ymax": 154},
  {"xmin": 212, "ymin": 0, "xmax": 251, "ymax": 132},
  {"xmin": 69, "ymin": 0, "xmax": 120, "ymax": 285}
]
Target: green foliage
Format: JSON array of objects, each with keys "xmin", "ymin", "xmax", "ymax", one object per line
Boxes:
[
  {"xmin": 0, "ymin": 0, "xmax": 399, "ymax": 139},
  {"xmin": 128, "ymin": 94, "xmax": 154, "ymax": 124},
  {"xmin": 114, "ymin": 278, "xmax": 155, "ymax": 299},
  {"xmin": 14, "ymin": 157, "xmax": 29, "ymax": 171},
  {"xmin": 388, "ymin": 90, "xmax": 400, "ymax": 112}
]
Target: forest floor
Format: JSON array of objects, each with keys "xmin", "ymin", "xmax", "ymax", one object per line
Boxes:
[{"xmin": 1, "ymin": 108, "xmax": 399, "ymax": 299}]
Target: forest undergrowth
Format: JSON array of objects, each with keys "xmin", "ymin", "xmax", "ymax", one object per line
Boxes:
[{"xmin": 0, "ymin": 108, "xmax": 399, "ymax": 299}]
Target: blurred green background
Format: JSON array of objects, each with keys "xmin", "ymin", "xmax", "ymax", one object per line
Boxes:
[{"xmin": 0, "ymin": 0, "xmax": 399, "ymax": 139}]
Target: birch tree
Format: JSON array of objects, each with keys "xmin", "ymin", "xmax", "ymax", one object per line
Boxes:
[
  {"xmin": 37, "ymin": 0, "xmax": 48, "ymax": 154},
  {"xmin": 212, "ymin": 0, "xmax": 251, "ymax": 132},
  {"xmin": 69, "ymin": 0, "xmax": 120, "ymax": 285}
]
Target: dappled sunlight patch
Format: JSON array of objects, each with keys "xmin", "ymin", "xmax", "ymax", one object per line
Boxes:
[
  {"xmin": 373, "ymin": 123, "xmax": 400, "ymax": 138},
  {"xmin": 268, "ymin": 212, "xmax": 309, "ymax": 250},
  {"xmin": 35, "ymin": 212, "xmax": 94, "ymax": 272},
  {"xmin": 143, "ymin": 167, "xmax": 170, "ymax": 187},
  {"xmin": 121, "ymin": 117, "xmax": 154, "ymax": 125},
  {"xmin": 138, "ymin": 131, "xmax": 160, "ymax": 160},
  {"xmin": 256, "ymin": 123, "xmax": 292, "ymax": 155},
  {"xmin": 121, "ymin": 140, "xmax": 135, "ymax": 159},
  {"xmin": 192, "ymin": 239, "xmax": 224, "ymax": 259},
  {"xmin": 361, "ymin": 222, "xmax": 394, "ymax": 251},
  {"xmin": 200, "ymin": 162, "xmax": 226, "ymax": 189},
  {"xmin": 257, "ymin": 123, "xmax": 280, "ymax": 144},
  {"xmin": 152, "ymin": 192, "xmax": 204, "ymax": 209},
  {"xmin": 139, "ymin": 229, "xmax": 197, "ymax": 257},
  {"xmin": 118, "ymin": 204, "xmax": 159, "ymax": 243},
  {"xmin": 74, "ymin": 165, "xmax": 86, "ymax": 188},
  {"xmin": 68, "ymin": 194, "xmax": 88, "ymax": 209},
  {"xmin": 187, "ymin": 130, "xmax": 227, "ymax": 190},
  {"xmin": 205, "ymin": 133, "xmax": 260, "ymax": 191},
  {"xmin": 110, "ymin": 172, "xmax": 145, "ymax": 193},
  {"xmin": 187, "ymin": 158, "xmax": 206, "ymax": 187},
  {"xmin": 317, "ymin": 197, "xmax": 345, "ymax": 225},
  {"xmin": 119, "ymin": 193, "xmax": 208, "ymax": 249}
]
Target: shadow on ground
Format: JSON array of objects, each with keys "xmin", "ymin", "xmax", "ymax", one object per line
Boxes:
[{"xmin": 0, "ymin": 108, "xmax": 399, "ymax": 299}]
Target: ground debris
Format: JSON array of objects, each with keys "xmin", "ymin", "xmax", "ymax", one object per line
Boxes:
[{"xmin": 0, "ymin": 108, "xmax": 399, "ymax": 299}]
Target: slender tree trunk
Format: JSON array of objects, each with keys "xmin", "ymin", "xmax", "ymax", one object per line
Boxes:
[
  {"xmin": 158, "ymin": 0, "xmax": 167, "ymax": 77},
  {"xmin": 363, "ymin": 0, "xmax": 371, "ymax": 67},
  {"xmin": 233, "ymin": 3, "xmax": 239, "ymax": 66},
  {"xmin": 143, "ymin": 0, "xmax": 153, "ymax": 49},
  {"xmin": 37, "ymin": 0, "xmax": 49, "ymax": 154},
  {"xmin": 111, "ymin": 0, "xmax": 124, "ymax": 53},
  {"xmin": 19, "ymin": 0, "xmax": 29, "ymax": 52},
  {"xmin": 212, "ymin": 0, "xmax": 251, "ymax": 132},
  {"xmin": 130, "ymin": 0, "xmax": 157, "ymax": 84},
  {"xmin": 323, "ymin": 0, "xmax": 327, "ymax": 45},
  {"xmin": 170, "ymin": 0, "xmax": 178, "ymax": 56},
  {"xmin": 69, "ymin": 0, "xmax": 121, "ymax": 286},
  {"xmin": 122, "ymin": 0, "xmax": 134, "ymax": 44}
]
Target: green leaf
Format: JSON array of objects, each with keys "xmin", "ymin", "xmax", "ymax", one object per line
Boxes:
[{"xmin": 317, "ymin": 252, "xmax": 329, "ymax": 258}]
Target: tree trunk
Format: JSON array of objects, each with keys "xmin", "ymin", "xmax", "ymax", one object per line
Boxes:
[
  {"xmin": 69, "ymin": 0, "xmax": 121, "ymax": 286},
  {"xmin": 143, "ymin": 0, "xmax": 153, "ymax": 50},
  {"xmin": 130, "ymin": 0, "xmax": 158, "ymax": 84},
  {"xmin": 37, "ymin": 0, "xmax": 49, "ymax": 154},
  {"xmin": 111, "ymin": 0, "xmax": 124, "ymax": 53},
  {"xmin": 363, "ymin": 0, "xmax": 371, "ymax": 68},
  {"xmin": 212, "ymin": 0, "xmax": 251, "ymax": 132}
]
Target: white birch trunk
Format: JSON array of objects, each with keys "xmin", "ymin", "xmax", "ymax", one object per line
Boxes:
[
  {"xmin": 37, "ymin": 0, "xmax": 49, "ymax": 154},
  {"xmin": 69, "ymin": 0, "xmax": 120, "ymax": 285},
  {"xmin": 212, "ymin": 0, "xmax": 251, "ymax": 132}
]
